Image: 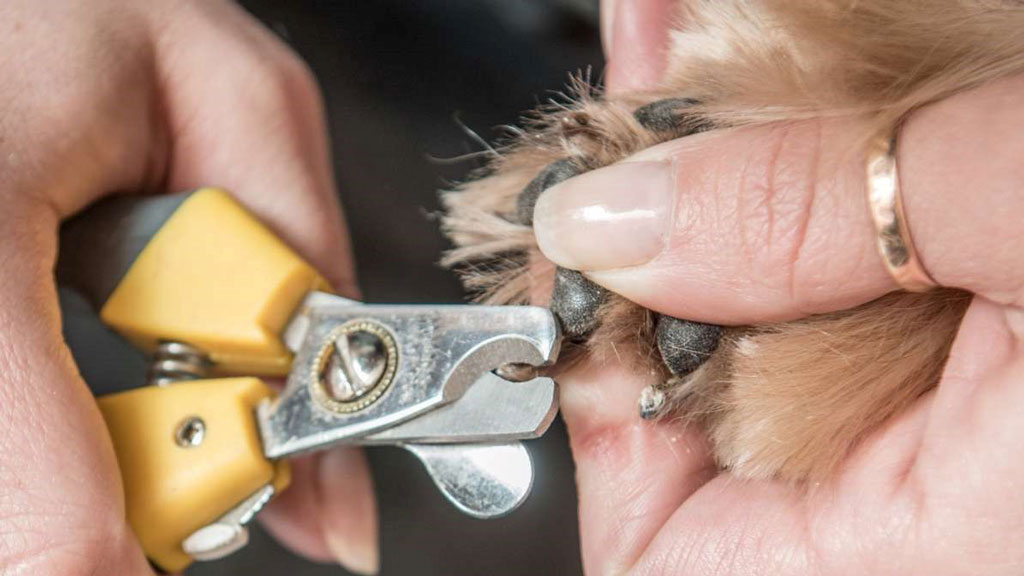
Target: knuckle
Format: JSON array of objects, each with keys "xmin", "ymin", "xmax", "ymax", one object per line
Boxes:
[
  {"xmin": 276, "ymin": 52, "xmax": 322, "ymax": 100},
  {"xmin": 247, "ymin": 51, "xmax": 322, "ymax": 112}
]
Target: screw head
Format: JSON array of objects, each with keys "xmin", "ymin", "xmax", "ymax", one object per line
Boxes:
[
  {"xmin": 323, "ymin": 329, "xmax": 388, "ymax": 402},
  {"xmin": 313, "ymin": 321, "xmax": 398, "ymax": 413},
  {"xmin": 176, "ymin": 416, "xmax": 206, "ymax": 447}
]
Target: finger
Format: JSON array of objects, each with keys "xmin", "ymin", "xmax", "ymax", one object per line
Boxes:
[
  {"xmin": 601, "ymin": 0, "xmax": 675, "ymax": 94},
  {"xmin": 150, "ymin": 0, "xmax": 358, "ymax": 294},
  {"xmin": 627, "ymin": 397, "xmax": 935, "ymax": 576},
  {"xmin": 0, "ymin": 198, "xmax": 153, "ymax": 574},
  {"xmin": 0, "ymin": 0, "xmax": 164, "ymax": 218},
  {"xmin": 559, "ymin": 357, "xmax": 715, "ymax": 574},
  {"xmin": 904, "ymin": 298, "xmax": 1024, "ymax": 571},
  {"xmin": 259, "ymin": 449, "xmax": 379, "ymax": 575},
  {"xmin": 915, "ymin": 297, "xmax": 1024, "ymax": 497},
  {"xmin": 147, "ymin": 3, "xmax": 374, "ymax": 569},
  {"xmin": 631, "ymin": 478, "xmax": 814, "ymax": 576},
  {"xmin": 258, "ymin": 456, "xmax": 332, "ymax": 564},
  {"xmin": 533, "ymin": 74, "xmax": 1024, "ymax": 324}
]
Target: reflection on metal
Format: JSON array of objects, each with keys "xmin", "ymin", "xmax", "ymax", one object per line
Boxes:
[
  {"xmin": 363, "ymin": 371, "xmax": 557, "ymax": 444},
  {"xmin": 281, "ymin": 292, "xmax": 361, "ymax": 353},
  {"xmin": 404, "ymin": 443, "xmax": 535, "ymax": 518},
  {"xmin": 183, "ymin": 484, "xmax": 275, "ymax": 562}
]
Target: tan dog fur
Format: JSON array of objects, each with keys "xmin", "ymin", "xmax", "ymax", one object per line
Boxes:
[{"xmin": 441, "ymin": 0, "xmax": 1024, "ymax": 483}]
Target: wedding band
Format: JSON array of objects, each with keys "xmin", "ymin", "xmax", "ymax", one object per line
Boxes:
[{"xmin": 865, "ymin": 125, "xmax": 937, "ymax": 292}]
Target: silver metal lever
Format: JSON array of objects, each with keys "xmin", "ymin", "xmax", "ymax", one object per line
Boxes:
[
  {"xmin": 404, "ymin": 443, "xmax": 535, "ymax": 518},
  {"xmin": 256, "ymin": 292, "xmax": 562, "ymax": 522},
  {"xmin": 183, "ymin": 484, "xmax": 275, "ymax": 562},
  {"xmin": 259, "ymin": 295, "xmax": 561, "ymax": 459},
  {"xmin": 362, "ymin": 372, "xmax": 558, "ymax": 444}
]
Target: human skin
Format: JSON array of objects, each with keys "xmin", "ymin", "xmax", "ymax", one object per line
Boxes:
[
  {"xmin": 5, "ymin": 1, "xmax": 1023, "ymax": 575},
  {"xmin": 0, "ymin": 1, "xmax": 376, "ymax": 574},
  {"xmin": 534, "ymin": 1, "xmax": 1024, "ymax": 574}
]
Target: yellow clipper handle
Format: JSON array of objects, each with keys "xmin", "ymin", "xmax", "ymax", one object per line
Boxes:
[
  {"xmin": 58, "ymin": 187, "xmax": 329, "ymax": 376},
  {"xmin": 98, "ymin": 378, "xmax": 291, "ymax": 573},
  {"xmin": 58, "ymin": 188, "xmax": 330, "ymax": 571}
]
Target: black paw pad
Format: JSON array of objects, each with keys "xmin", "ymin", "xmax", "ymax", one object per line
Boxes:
[
  {"xmin": 633, "ymin": 98, "xmax": 709, "ymax": 135},
  {"xmin": 515, "ymin": 158, "xmax": 583, "ymax": 226},
  {"xmin": 550, "ymin": 267, "xmax": 608, "ymax": 339},
  {"xmin": 655, "ymin": 315, "xmax": 723, "ymax": 377}
]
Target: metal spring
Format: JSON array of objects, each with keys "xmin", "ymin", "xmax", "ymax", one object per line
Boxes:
[{"xmin": 148, "ymin": 341, "xmax": 212, "ymax": 386}]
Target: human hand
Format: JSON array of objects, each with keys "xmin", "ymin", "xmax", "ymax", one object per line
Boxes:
[
  {"xmin": 536, "ymin": 2, "xmax": 1024, "ymax": 573},
  {"xmin": 0, "ymin": 1, "xmax": 375, "ymax": 573}
]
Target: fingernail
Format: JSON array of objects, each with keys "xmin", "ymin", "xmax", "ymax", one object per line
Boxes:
[
  {"xmin": 320, "ymin": 448, "xmax": 380, "ymax": 575},
  {"xmin": 327, "ymin": 525, "xmax": 379, "ymax": 576},
  {"xmin": 533, "ymin": 161, "xmax": 674, "ymax": 271}
]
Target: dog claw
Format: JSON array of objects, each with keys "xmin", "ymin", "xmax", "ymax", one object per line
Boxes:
[{"xmin": 638, "ymin": 385, "xmax": 667, "ymax": 420}]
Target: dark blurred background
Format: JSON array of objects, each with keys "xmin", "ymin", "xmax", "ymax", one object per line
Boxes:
[{"xmin": 63, "ymin": 1, "xmax": 603, "ymax": 574}]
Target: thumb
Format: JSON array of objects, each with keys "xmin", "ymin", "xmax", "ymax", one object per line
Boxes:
[{"xmin": 533, "ymin": 74, "xmax": 1024, "ymax": 324}]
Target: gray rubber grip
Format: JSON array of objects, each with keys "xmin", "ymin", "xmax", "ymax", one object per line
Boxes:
[{"xmin": 56, "ymin": 192, "xmax": 192, "ymax": 310}]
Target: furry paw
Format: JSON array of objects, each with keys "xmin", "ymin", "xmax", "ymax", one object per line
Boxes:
[{"xmin": 441, "ymin": 0, "xmax": 1023, "ymax": 483}]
